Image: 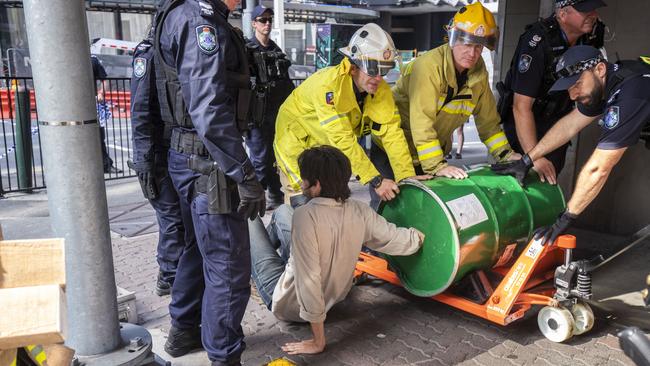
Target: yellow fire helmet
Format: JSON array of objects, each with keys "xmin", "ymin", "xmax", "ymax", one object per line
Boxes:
[{"xmin": 447, "ymin": 2, "xmax": 499, "ymax": 51}]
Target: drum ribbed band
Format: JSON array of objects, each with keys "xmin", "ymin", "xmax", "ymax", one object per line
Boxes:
[{"xmin": 39, "ymin": 119, "xmax": 98, "ymax": 126}]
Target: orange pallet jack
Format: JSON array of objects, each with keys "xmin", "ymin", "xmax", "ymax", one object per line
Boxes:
[{"xmin": 355, "ymin": 234, "xmax": 596, "ymax": 342}]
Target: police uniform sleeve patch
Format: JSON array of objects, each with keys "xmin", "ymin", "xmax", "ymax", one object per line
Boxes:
[
  {"xmin": 528, "ymin": 34, "xmax": 542, "ymax": 48},
  {"xmin": 196, "ymin": 25, "xmax": 218, "ymax": 55},
  {"xmin": 198, "ymin": 1, "xmax": 214, "ymax": 16},
  {"xmin": 518, "ymin": 54, "xmax": 532, "ymax": 73},
  {"xmin": 603, "ymin": 106, "xmax": 620, "ymax": 129},
  {"xmin": 326, "ymin": 92, "xmax": 334, "ymax": 105},
  {"xmin": 133, "ymin": 57, "xmax": 147, "ymax": 78}
]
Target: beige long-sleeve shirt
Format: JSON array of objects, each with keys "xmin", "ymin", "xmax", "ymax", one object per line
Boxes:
[{"xmin": 271, "ymin": 197, "xmax": 423, "ymax": 323}]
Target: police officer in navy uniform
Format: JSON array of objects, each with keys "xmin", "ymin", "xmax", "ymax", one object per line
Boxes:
[
  {"xmin": 154, "ymin": 0, "xmax": 265, "ymax": 364},
  {"xmin": 129, "ymin": 28, "xmax": 186, "ymax": 297},
  {"xmin": 245, "ymin": 5, "xmax": 293, "ymax": 210},
  {"xmin": 498, "ymin": 0, "xmax": 606, "ymax": 185},
  {"xmin": 493, "ymin": 45, "xmax": 650, "ymax": 246}
]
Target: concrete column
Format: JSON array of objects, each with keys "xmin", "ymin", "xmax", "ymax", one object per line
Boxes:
[
  {"xmin": 494, "ymin": 0, "xmax": 541, "ymax": 87},
  {"xmin": 22, "ymin": 0, "xmax": 121, "ymax": 356},
  {"xmin": 242, "ymin": 0, "xmax": 255, "ymax": 40},
  {"xmin": 113, "ymin": 11, "xmax": 124, "ymax": 54},
  {"xmin": 272, "ymin": 0, "xmax": 285, "ymax": 50},
  {"xmin": 414, "ymin": 13, "xmax": 432, "ymax": 52},
  {"xmin": 378, "ymin": 11, "xmax": 392, "ymax": 33}
]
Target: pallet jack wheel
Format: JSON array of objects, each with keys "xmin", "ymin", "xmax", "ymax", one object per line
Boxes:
[
  {"xmin": 570, "ymin": 302, "xmax": 595, "ymax": 335},
  {"xmin": 538, "ymin": 306, "xmax": 575, "ymax": 342}
]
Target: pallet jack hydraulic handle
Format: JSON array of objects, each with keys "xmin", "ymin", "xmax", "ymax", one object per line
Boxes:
[{"xmin": 556, "ymin": 235, "xmax": 576, "ymax": 267}]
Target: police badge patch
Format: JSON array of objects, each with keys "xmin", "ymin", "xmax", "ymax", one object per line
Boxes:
[
  {"xmin": 326, "ymin": 92, "xmax": 334, "ymax": 105},
  {"xmin": 133, "ymin": 57, "xmax": 146, "ymax": 78},
  {"xmin": 196, "ymin": 25, "xmax": 218, "ymax": 54},
  {"xmin": 518, "ymin": 54, "xmax": 532, "ymax": 73},
  {"xmin": 603, "ymin": 106, "xmax": 620, "ymax": 129}
]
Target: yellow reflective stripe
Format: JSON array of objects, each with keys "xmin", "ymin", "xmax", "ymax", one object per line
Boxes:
[
  {"xmin": 25, "ymin": 345, "xmax": 47, "ymax": 365},
  {"xmin": 416, "ymin": 140, "xmax": 440, "ymax": 152},
  {"xmin": 439, "ymin": 100, "xmax": 475, "ymax": 116},
  {"xmin": 437, "ymin": 96, "xmax": 446, "ymax": 109},
  {"xmin": 419, "ymin": 149, "xmax": 443, "ymax": 161},
  {"xmin": 485, "ymin": 132, "xmax": 508, "ymax": 153},
  {"xmin": 320, "ymin": 113, "xmax": 347, "ymax": 127},
  {"xmin": 273, "ymin": 141, "xmax": 301, "ymax": 185},
  {"xmin": 416, "ymin": 140, "xmax": 443, "ymax": 160},
  {"xmin": 10, "ymin": 355, "xmax": 17, "ymax": 366}
]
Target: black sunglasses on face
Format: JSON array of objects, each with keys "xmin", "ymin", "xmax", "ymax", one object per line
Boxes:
[{"xmin": 255, "ymin": 17, "xmax": 273, "ymax": 24}]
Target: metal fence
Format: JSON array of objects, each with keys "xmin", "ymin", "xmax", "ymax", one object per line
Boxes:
[
  {"xmin": 0, "ymin": 77, "xmax": 307, "ymax": 196},
  {"xmin": 0, "ymin": 77, "xmax": 136, "ymax": 196}
]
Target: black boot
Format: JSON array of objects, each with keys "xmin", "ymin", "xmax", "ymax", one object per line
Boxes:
[
  {"xmin": 164, "ymin": 326, "xmax": 202, "ymax": 357},
  {"xmin": 155, "ymin": 271, "xmax": 173, "ymax": 296}
]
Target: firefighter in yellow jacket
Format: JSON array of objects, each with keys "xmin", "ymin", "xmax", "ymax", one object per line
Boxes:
[
  {"xmin": 393, "ymin": 2, "xmax": 516, "ymax": 179},
  {"xmin": 274, "ymin": 23, "xmax": 429, "ymax": 204}
]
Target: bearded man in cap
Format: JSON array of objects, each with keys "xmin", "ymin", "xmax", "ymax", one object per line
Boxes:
[{"xmin": 493, "ymin": 45, "xmax": 650, "ymax": 246}]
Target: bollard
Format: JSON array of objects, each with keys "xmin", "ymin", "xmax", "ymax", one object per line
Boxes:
[{"xmin": 13, "ymin": 83, "xmax": 33, "ymax": 191}]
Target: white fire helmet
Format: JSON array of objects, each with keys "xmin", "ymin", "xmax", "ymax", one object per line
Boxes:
[{"xmin": 339, "ymin": 23, "xmax": 400, "ymax": 77}]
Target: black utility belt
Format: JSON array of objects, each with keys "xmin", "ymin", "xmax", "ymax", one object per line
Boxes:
[{"xmin": 170, "ymin": 129, "xmax": 208, "ymax": 157}]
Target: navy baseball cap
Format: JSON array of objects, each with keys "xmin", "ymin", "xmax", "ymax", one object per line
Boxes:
[
  {"xmin": 550, "ymin": 45, "xmax": 605, "ymax": 92},
  {"xmin": 555, "ymin": 0, "xmax": 607, "ymax": 12},
  {"xmin": 251, "ymin": 5, "xmax": 273, "ymax": 20}
]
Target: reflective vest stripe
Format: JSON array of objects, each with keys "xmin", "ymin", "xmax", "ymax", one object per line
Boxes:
[
  {"xmin": 320, "ymin": 113, "xmax": 347, "ymax": 127},
  {"xmin": 441, "ymin": 102, "xmax": 475, "ymax": 116},
  {"xmin": 437, "ymin": 97, "xmax": 475, "ymax": 116},
  {"xmin": 416, "ymin": 140, "xmax": 443, "ymax": 160},
  {"xmin": 485, "ymin": 132, "xmax": 508, "ymax": 153},
  {"xmin": 273, "ymin": 141, "xmax": 301, "ymax": 186},
  {"xmin": 25, "ymin": 345, "xmax": 47, "ymax": 365},
  {"xmin": 436, "ymin": 96, "xmax": 446, "ymax": 110}
]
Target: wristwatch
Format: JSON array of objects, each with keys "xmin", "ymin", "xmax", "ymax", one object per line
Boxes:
[{"xmin": 369, "ymin": 175, "xmax": 383, "ymax": 189}]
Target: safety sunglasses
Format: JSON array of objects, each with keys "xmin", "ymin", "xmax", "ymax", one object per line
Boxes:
[
  {"xmin": 255, "ymin": 17, "xmax": 273, "ymax": 24},
  {"xmin": 354, "ymin": 59, "xmax": 395, "ymax": 77}
]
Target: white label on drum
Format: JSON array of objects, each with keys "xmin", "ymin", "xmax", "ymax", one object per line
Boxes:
[{"xmin": 445, "ymin": 193, "xmax": 488, "ymax": 230}]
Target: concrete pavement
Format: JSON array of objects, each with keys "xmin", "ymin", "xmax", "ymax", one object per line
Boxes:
[{"xmin": 1, "ymin": 145, "xmax": 647, "ymax": 365}]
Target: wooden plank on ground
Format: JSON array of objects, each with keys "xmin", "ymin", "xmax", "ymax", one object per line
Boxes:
[
  {"xmin": 0, "ymin": 238, "xmax": 65, "ymax": 289},
  {"xmin": 0, "ymin": 284, "xmax": 66, "ymax": 349}
]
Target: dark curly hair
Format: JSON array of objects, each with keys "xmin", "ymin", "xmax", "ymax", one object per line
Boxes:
[{"xmin": 298, "ymin": 145, "xmax": 352, "ymax": 202}]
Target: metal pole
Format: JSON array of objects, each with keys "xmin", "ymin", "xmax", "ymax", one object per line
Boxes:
[
  {"xmin": 242, "ymin": 0, "xmax": 255, "ymax": 40},
  {"xmin": 22, "ymin": 0, "xmax": 121, "ymax": 356},
  {"xmin": 114, "ymin": 11, "xmax": 125, "ymax": 55},
  {"xmin": 14, "ymin": 81, "xmax": 33, "ymax": 190}
]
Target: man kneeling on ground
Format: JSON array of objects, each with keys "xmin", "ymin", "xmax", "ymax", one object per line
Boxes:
[{"xmin": 249, "ymin": 145, "xmax": 425, "ymax": 355}]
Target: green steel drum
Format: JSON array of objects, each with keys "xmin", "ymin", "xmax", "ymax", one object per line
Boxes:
[{"xmin": 379, "ymin": 167, "xmax": 566, "ymax": 297}]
